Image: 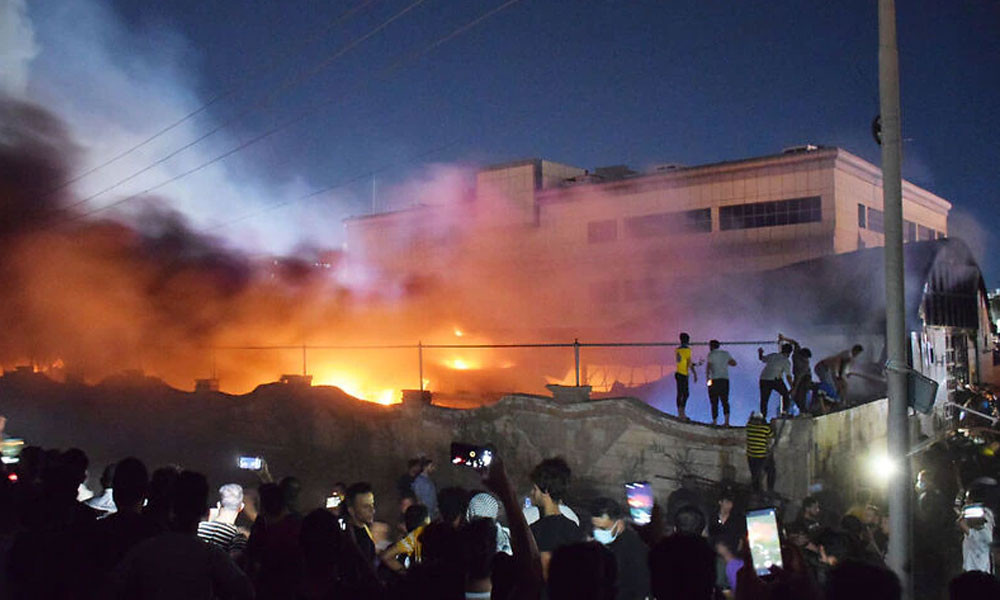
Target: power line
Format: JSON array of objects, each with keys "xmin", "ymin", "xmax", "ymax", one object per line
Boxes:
[
  {"xmin": 56, "ymin": 0, "xmax": 525, "ymax": 226},
  {"xmin": 60, "ymin": 0, "xmax": 428, "ymax": 214},
  {"xmin": 37, "ymin": 0, "xmax": 381, "ymax": 200},
  {"xmin": 206, "ymin": 136, "xmax": 464, "ymax": 231}
]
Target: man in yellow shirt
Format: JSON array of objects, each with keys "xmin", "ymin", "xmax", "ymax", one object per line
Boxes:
[{"xmin": 675, "ymin": 332, "xmax": 696, "ymax": 421}]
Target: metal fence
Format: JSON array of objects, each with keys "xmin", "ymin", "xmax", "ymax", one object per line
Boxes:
[{"xmin": 211, "ymin": 338, "xmax": 778, "ymax": 392}]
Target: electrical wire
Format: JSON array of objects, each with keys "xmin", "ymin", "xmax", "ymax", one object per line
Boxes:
[
  {"xmin": 54, "ymin": 0, "xmax": 524, "ymax": 227},
  {"xmin": 60, "ymin": 0, "xmax": 428, "ymax": 214},
  {"xmin": 205, "ymin": 136, "xmax": 464, "ymax": 231},
  {"xmin": 36, "ymin": 0, "xmax": 381, "ymax": 200}
]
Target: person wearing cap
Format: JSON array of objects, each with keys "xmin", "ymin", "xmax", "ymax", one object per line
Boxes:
[{"xmin": 467, "ymin": 491, "xmax": 512, "ymax": 555}]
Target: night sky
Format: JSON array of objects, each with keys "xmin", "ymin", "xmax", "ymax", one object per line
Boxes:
[{"xmin": 7, "ymin": 0, "xmax": 1000, "ymax": 284}]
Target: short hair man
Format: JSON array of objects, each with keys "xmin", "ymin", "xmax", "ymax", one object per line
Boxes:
[
  {"xmin": 705, "ymin": 340, "xmax": 737, "ymax": 426},
  {"xmin": 108, "ymin": 471, "xmax": 252, "ymax": 599},
  {"xmin": 412, "ymin": 458, "xmax": 438, "ymax": 518},
  {"xmin": 798, "ymin": 496, "xmax": 822, "ymax": 534},
  {"xmin": 198, "ymin": 484, "xmax": 248, "ymax": 557},
  {"xmin": 815, "ymin": 345, "xmax": 864, "ymax": 405},
  {"xmin": 590, "ymin": 497, "xmax": 649, "ymax": 600},
  {"xmin": 345, "ymin": 481, "xmax": 377, "ymax": 563},
  {"xmin": 675, "ymin": 332, "xmax": 695, "ymax": 421},
  {"xmin": 529, "ymin": 457, "xmax": 584, "ymax": 578},
  {"xmin": 757, "ymin": 343, "xmax": 794, "ymax": 418}
]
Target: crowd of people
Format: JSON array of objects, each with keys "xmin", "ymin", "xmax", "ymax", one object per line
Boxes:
[
  {"xmin": 674, "ymin": 332, "xmax": 866, "ymax": 424},
  {"xmin": 2, "ymin": 439, "xmax": 998, "ymax": 599}
]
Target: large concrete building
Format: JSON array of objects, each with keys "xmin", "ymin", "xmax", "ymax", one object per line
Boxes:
[{"xmin": 346, "ymin": 146, "xmax": 951, "ymax": 327}]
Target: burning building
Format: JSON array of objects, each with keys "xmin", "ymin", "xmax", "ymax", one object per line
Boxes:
[{"xmin": 345, "ymin": 145, "xmax": 951, "ymax": 330}]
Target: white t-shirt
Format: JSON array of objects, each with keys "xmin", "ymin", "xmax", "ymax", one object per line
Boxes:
[
  {"xmin": 963, "ymin": 508, "xmax": 995, "ymax": 573},
  {"xmin": 523, "ymin": 503, "xmax": 579, "ymax": 526},
  {"xmin": 706, "ymin": 350, "xmax": 734, "ymax": 380},
  {"xmin": 760, "ymin": 353, "xmax": 791, "ymax": 381}
]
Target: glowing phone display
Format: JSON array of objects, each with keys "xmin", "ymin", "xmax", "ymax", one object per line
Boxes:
[
  {"xmin": 746, "ymin": 508, "xmax": 783, "ymax": 575},
  {"xmin": 625, "ymin": 481, "xmax": 653, "ymax": 525}
]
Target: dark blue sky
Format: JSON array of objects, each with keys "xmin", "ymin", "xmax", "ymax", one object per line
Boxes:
[{"xmin": 106, "ymin": 0, "xmax": 999, "ymax": 284}]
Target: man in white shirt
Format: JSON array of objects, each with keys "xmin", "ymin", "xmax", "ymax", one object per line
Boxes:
[
  {"xmin": 757, "ymin": 343, "xmax": 794, "ymax": 418},
  {"xmin": 705, "ymin": 340, "xmax": 737, "ymax": 427}
]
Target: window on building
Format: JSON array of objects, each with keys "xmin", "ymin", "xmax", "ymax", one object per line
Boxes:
[
  {"xmin": 624, "ymin": 208, "xmax": 711, "ymax": 238},
  {"xmin": 867, "ymin": 207, "xmax": 884, "ymax": 233},
  {"xmin": 918, "ymin": 225, "xmax": 935, "ymax": 241},
  {"xmin": 904, "ymin": 220, "xmax": 917, "ymax": 242},
  {"xmin": 719, "ymin": 196, "xmax": 821, "ymax": 231},
  {"xmin": 587, "ymin": 220, "xmax": 618, "ymax": 243},
  {"xmin": 858, "ymin": 204, "xmax": 867, "ymax": 229}
]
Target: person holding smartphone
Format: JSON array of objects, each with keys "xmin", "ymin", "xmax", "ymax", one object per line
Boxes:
[{"xmin": 959, "ymin": 497, "xmax": 995, "ymax": 573}]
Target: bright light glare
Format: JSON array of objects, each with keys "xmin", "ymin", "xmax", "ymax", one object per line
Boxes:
[
  {"xmin": 444, "ymin": 358, "xmax": 479, "ymax": 370},
  {"xmin": 454, "ymin": 328, "xmax": 464, "ymax": 337},
  {"xmin": 869, "ymin": 454, "xmax": 897, "ymax": 480}
]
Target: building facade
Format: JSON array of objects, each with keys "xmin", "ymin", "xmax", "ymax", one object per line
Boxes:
[{"xmin": 345, "ymin": 146, "xmax": 951, "ymax": 329}]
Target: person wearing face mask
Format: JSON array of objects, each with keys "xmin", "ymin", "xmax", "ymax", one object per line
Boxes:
[{"xmin": 590, "ymin": 497, "xmax": 650, "ymax": 600}]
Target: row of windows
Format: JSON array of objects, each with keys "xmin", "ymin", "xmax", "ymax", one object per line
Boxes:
[
  {"xmin": 625, "ymin": 209, "xmax": 712, "ymax": 237},
  {"xmin": 719, "ymin": 196, "xmax": 822, "ymax": 231},
  {"xmin": 588, "ymin": 208, "xmax": 712, "ymax": 243},
  {"xmin": 858, "ymin": 204, "xmax": 942, "ymax": 240},
  {"xmin": 588, "ymin": 197, "xmax": 822, "ymax": 243}
]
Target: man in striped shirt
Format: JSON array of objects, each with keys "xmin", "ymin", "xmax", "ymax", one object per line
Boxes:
[
  {"xmin": 198, "ymin": 483, "xmax": 248, "ymax": 558},
  {"xmin": 745, "ymin": 413, "xmax": 776, "ymax": 493}
]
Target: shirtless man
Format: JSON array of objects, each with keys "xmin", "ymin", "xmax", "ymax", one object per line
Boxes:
[{"xmin": 815, "ymin": 345, "xmax": 864, "ymax": 404}]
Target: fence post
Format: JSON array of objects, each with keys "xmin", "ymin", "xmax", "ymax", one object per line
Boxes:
[
  {"xmin": 418, "ymin": 341, "xmax": 424, "ymax": 391},
  {"xmin": 574, "ymin": 339, "xmax": 581, "ymax": 387}
]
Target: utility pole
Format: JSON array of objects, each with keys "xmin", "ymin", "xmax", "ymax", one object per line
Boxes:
[{"xmin": 878, "ymin": 0, "xmax": 911, "ymax": 596}]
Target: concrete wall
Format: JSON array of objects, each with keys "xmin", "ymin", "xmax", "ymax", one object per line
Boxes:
[{"xmin": 0, "ymin": 372, "xmax": 900, "ymax": 522}]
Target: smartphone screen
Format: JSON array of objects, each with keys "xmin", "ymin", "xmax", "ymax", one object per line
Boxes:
[
  {"xmin": 746, "ymin": 508, "xmax": 783, "ymax": 575},
  {"xmin": 1, "ymin": 438, "xmax": 24, "ymax": 464},
  {"xmin": 326, "ymin": 495, "xmax": 343, "ymax": 509},
  {"xmin": 238, "ymin": 456, "xmax": 263, "ymax": 470},
  {"xmin": 963, "ymin": 503, "xmax": 985, "ymax": 519},
  {"xmin": 450, "ymin": 442, "xmax": 493, "ymax": 470},
  {"xmin": 624, "ymin": 481, "xmax": 653, "ymax": 525}
]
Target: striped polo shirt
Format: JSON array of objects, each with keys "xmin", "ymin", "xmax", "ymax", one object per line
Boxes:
[
  {"xmin": 745, "ymin": 422, "xmax": 774, "ymax": 458},
  {"xmin": 197, "ymin": 520, "xmax": 247, "ymax": 554}
]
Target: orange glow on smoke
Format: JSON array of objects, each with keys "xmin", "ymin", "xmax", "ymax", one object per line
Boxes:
[
  {"xmin": 443, "ymin": 357, "xmax": 479, "ymax": 370},
  {"xmin": 311, "ymin": 367, "xmax": 401, "ymax": 405}
]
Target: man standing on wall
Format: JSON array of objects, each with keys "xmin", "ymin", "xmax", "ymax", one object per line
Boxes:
[
  {"xmin": 705, "ymin": 340, "xmax": 737, "ymax": 427},
  {"xmin": 757, "ymin": 343, "xmax": 794, "ymax": 418},
  {"xmin": 779, "ymin": 333, "xmax": 815, "ymax": 415},
  {"xmin": 745, "ymin": 412, "xmax": 776, "ymax": 493},
  {"xmin": 675, "ymin": 332, "xmax": 696, "ymax": 421}
]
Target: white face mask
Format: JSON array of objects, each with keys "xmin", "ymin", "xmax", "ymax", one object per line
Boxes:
[{"xmin": 593, "ymin": 527, "xmax": 617, "ymax": 545}]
